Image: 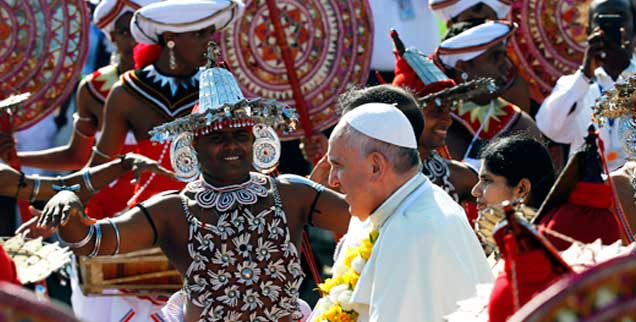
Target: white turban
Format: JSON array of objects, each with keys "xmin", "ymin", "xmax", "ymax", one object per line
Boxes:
[
  {"xmin": 94, "ymin": 0, "xmax": 159, "ymax": 39},
  {"xmin": 131, "ymin": 0, "xmax": 244, "ymax": 45},
  {"xmin": 429, "ymin": 0, "xmax": 512, "ymax": 21},
  {"xmin": 437, "ymin": 20, "xmax": 516, "ymax": 68},
  {"xmin": 341, "ymin": 103, "xmax": 418, "ymax": 149}
]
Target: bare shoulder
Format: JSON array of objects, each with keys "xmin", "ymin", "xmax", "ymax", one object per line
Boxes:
[
  {"xmin": 139, "ymin": 191, "xmax": 184, "ymax": 216},
  {"xmin": 447, "ymin": 159, "xmax": 477, "ymax": 176}
]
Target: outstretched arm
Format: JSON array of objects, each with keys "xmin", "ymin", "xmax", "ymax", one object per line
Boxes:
[
  {"xmin": 15, "ymin": 82, "xmax": 100, "ymax": 170},
  {"xmin": 17, "ymin": 190, "xmax": 177, "ymax": 257},
  {"xmin": 0, "ymin": 153, "xmax": 174, "ymax": 203}
]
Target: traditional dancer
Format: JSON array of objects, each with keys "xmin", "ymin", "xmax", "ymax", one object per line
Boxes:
[
  {"xmin": 433, "ymin": 20, "xmax": 543, "ymax": 169},
  {"xmin": 21, "ymin": 64, "xmax": 351, "ymax": 322}
]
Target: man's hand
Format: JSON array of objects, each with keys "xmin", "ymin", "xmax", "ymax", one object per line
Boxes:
[
  {"xmin": 299, "ymin": 134, "xmax": 328, "ymax": 164},
  {"xmin": 0, "ymin": 132, "xmax": 16, "ymax": 162},
  {"xmin": 16, "ymin": 191, "xmax": 94, "ymax": 239},
  {"xmin": 581, "ymin": 28, "xmax": 605, "ymax": 78},
  {"xmin": 124, "ymin": 153, "xmax": 177, "ymax": 181}
]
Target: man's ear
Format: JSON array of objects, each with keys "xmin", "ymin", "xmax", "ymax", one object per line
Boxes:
[{"xmin": 368, "ymin": 152, "xmax": 388, "ymax": 180}]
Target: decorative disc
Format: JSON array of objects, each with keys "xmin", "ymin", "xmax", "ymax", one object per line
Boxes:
[
  {"xmin": 508, "ymin": 0, "xmax": 591, "ymax": 103},
  {"xmin": 215, "ymin": 0, "xmax": 373, "ymax": 139},
  {"xmin": 170, "ymin": 132, "xmax": 199, "ymax": 182},
  {"xmin": 253, "ymin": 138, "xmax": 280, "ymax": 173},
  {"xmin": 252, "ymin": 123, "xmax": 280, "ymax": 142},
  {"xmin": 510, "ymin": 254, "xmax": 636, "ymax": 322},
  {"xmin": 0, "ymin": 0, "xmax": 90, "ymax": 130}
]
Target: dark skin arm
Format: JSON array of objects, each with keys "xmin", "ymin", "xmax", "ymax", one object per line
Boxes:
[
  {"xmin": 10, "ymin": 80, "xmax": 101, "ymax": 170},
  {"xmin": 447, "ymin": 160, "xmax": 478, "ymax": 204},
  {"xmin": 610, "ymin": 162, "xmax": 636, "ymax": 233},
  {"xmin": 0, "ymin": 153, "xmax": 174, "ymax": 203},
  {"xmin": 17, "ymin": 191, "xmax": 182, "ymax": 258},
  {"xmin": 87, "ymin": 83, "xmax": 132, "ymax": 166},
  {"xmin": 277, "ymin": 177, "xmax": 350, "ymax": 236}
]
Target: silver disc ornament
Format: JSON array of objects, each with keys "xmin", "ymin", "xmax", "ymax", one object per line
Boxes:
[
  {"xmin": 253, "ymin": 138, "xmax": 281, "ymax": 173},
  {"xmin": 170, "ymin": 132, "xmax": 200, "ymax": 182}
]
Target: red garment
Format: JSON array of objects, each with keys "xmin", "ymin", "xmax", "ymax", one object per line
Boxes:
[
  {"xmin": 84, "ymin": 144, "xmax": 138, "ymax": 219},
  {"xmin": 127, "ymin": 140, "xmax": 185, "ymax": 207},
  {"xmin": 537, "ymin": 182, "xmax": 621, "ymax": 251},
  {"xmin": 0, "ymin": 244, "xmax": 19, "ymax": 285},
  {"xmin": 451, "ymin": 99, "xmax": 521, "ymax": 140},
  {"xmin": 488, "ymin": 249, "xmax": 562, "ymax": 322}
]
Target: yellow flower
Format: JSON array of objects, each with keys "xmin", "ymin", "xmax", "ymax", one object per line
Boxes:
[
  {"xmin": 343, "ymin": 246, "xmax": 358, "ymax": 267},
  {"xmin": 342, "ymin": 270, "xmax": 360, "ymax": 288},
  {"xmin": 318, "ymin": 276, "xmax": 343, "ymax": 294}
]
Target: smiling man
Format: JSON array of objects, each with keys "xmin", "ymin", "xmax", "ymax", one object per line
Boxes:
[{"xmin": 310, "ymin": 103, "xmax": 492, "ymax": 322}]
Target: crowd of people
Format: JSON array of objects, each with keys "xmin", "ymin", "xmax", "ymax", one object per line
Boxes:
[{"xmin": 1, "ymin": 0, "xmax": 636, "ymax": 321}]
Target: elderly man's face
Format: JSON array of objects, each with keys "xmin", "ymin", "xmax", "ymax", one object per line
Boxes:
[
  {"xmin": 194, "ymin": 127, "xmax": 253, "ymax": 183},
  {"xmin": 327, "ymin": 133, "xmax": 374, "ymax": 217}
]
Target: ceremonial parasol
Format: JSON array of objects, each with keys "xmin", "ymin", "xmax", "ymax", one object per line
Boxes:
[
  {"xmin": 214, "ymin": 0, "xmax": 374, "ymax": 140},
  {"xmin": 508, "ymin": 0, "xmax": 591, "ymax": 103},
  {"xmin": 0, "ymin": 0, "xmax": 90, "ymax": 130}
]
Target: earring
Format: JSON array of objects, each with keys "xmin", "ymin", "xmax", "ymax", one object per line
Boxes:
[
  {"xmin": 461, "ymin": 72, "xmax": 469, "ymax": 81},
  {"xmin": 252, "ymin": 124, "xmax": 281, "ymax": 173},
  {"xmin": 167, "ymin": 40, "xmax": 177, "ymax": 70},
  {"xmin": 170, "ymin": 132, "xmax": 200, "ymax": 182}
]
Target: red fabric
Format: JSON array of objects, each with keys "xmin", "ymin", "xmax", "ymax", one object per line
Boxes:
[
  {"xmin": 392, "ymin": 55, "xmax": 456, "ymax": 97},
  {"xmin": 0, "ymin": 244, "xmax": 20, "ymax": 285},
  {"xmin": 133, "ymin": 44, "xmax": 162, "ymax": 70},
  {"xmin": 567, "ymin": 182, "xmax": 612, "ymax": 209},
  {"xmin": 85, "ymin": 144, "xmax": 138, "ymax": 219},
  {"xmin": 127, "ymin": 140, "xmax": 185, "ymax": 207},
  {"xmin": 537, "ymin": 203, "xmax": 621, "ymax": 251},
  {"xmin": 488, "ymin": 250, "xmax": 563, "ymax": 322}
]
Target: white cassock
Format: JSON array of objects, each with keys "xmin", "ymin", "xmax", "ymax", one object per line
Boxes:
[
  {"xmin": 311, "ymin": 173, "xmax": 493, "ymax": 322},
  {"xmin": 536, "ymin": 56, "xmax": 636, "ymax": 171}
]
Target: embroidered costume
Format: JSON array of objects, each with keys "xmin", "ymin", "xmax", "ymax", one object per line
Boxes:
[{"xmin": 179, "ymin": 173, "xmax": 304, "ymax": 321}]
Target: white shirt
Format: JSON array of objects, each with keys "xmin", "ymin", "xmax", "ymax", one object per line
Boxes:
[
  {"xmin": 536, "ymin": 58, "xmax": 636, "ymax": 171},
  {"xmin": 369, "ymin": 0, "xmax": 440, "ymax": 71},
  {"xmin": 312, "ymin": 173, "xmax": 493, "ymax": 322}
]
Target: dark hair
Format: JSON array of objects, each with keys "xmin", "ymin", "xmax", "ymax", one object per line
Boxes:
[
  {"xmin": 338, "ymin": 84, "xmax": 424, "ymax": 142},
  {"xmin": 588, "ymin": 0, "xmax": 636, "ymax": 34},
  {"xmin": 479, "ymin": 134, "xmax": 556, "ymax": 209}
]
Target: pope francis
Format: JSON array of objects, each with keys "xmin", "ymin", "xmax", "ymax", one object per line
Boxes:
[{"xmin": 311, "ymin": 103, "xmax": 493, "ymax": 322}]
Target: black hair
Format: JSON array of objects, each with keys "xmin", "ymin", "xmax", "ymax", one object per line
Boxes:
[
  {"xmin": 338, "ymin": 85, "xmax": 425, "ymax": 142},
  {"xmin": 588, "ymin": 0, "xmax": 636, "ymax": 34},
  {"xmin": 449, "ymin": 3, "xmax": 488, "ymax": 23},
  {"xmin": 479, "ymin": 134, "xmax": 556, "ymax": 209}
]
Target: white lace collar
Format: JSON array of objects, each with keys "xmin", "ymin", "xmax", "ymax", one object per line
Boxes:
[{"xmin": 185, "ymin": 173, "xmax": 269, "ymax": 212}]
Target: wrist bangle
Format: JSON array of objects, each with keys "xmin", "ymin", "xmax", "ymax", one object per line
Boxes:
[
  {"xmin": 58, "ymin": 225, "xmax": 95, "ymax": 249},
  {"xmin": 88, "ymin": 224, "xmax": 102, "ymax": 258},
  {"xmin": 30, "ymin": 174, "xmax": 41, "ymax": 203},
  {"xmin": 82, "ymin": 170, "xmax": 97, "ymax": 194},
  {"xmin": 92, "ymin": 146, "xmax": 114, "ymax": 160},
  {"xmin": 104, "ymin": 218, "xmax": 121, "ymax": 256}
]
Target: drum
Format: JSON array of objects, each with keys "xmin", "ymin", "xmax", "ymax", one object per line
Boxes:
[{"xmin": 78, "ymin": 247, "xmax": 181, "ymax": 296}]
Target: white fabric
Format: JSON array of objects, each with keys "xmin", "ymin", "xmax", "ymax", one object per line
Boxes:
[
  {"xmin": 131, "ymin": 0, "xmax": 244, "ymax": 44},
  {"xmin": 536, "ymin": 57, "xmax": 636, "ymax": 171},
  {"xmin": 429, "ymin": 0, "xmax": 511, "ymax": 21},
  {"xmin": 369, "ymin": 0, "xmax": 440, "ymax": 71},
  {"xmin": 437, "ymin": 21, "xmax": 514, "ymax": 68},
  {"xmin": 94, "ymin": 0, "xmax": 159, "ymax": 38},
  {"xmin": 69, "ymin": 261, "xmax": 165, "ymax": 322},
  {"xmin": 14, "ymin": 114, "xmax": 58, "ymax": 176},
  {"xmin": 311, "ymin": 174, "xmax": 493, "ymax": 322},
  {"xmin": 342, "ymin": 103, "xmax": 418, "ymax": 149}
]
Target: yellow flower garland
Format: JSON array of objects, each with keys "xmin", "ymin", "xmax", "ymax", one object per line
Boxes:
[{"xmin": 313, "ymin": 228, "xmax": 380, "ymax": 322}]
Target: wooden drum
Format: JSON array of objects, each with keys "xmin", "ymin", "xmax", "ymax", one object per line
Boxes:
[{"xmin": 78, "ymin": 247, "xmax": 181, "ymax": 296}]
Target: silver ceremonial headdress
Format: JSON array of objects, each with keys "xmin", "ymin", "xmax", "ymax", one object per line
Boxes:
[
  {"xmin": 592, "ymin": 76, "xmax": 636, "ymax": 158},
  {"xmin": 149, "ymin": 66, "xmax": 297, "ymax": 180}
]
